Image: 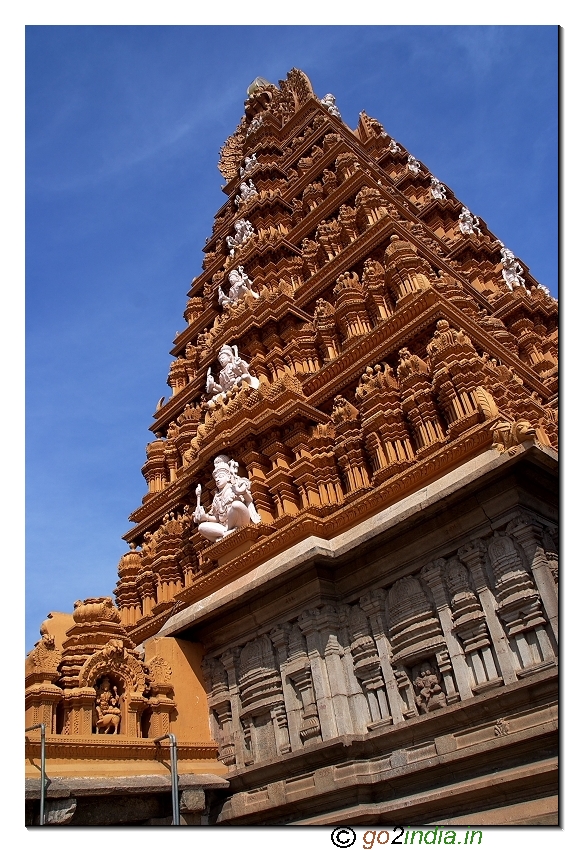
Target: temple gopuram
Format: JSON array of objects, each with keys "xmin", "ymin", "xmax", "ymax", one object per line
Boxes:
[{"xmin": 26, "ymin": 69, "xmax": 558, "ymax": 827}]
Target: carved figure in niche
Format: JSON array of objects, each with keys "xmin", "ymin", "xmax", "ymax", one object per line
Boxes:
[
  {"xmin": 235, "ymin": 180, "xmax": 258, "ymax": 208},
  {"xmin": 226, "ymin": 219, "xmax": 255, "ymax": 258},
  {"xmin": 320, "ymin": 93, "xmax": 341, "ymax": 118},
  {"xmin": 206, "ymin": 343, "xmax": 260, "ymax": 400},
  {"xmin": 413, "ymin": 665, "xmax": 447, "ymax": 713},
  {"xmin": 458, "ymin": 206, "xmax": 481, "ymax": 236},
  {"xmin": 499, "ymin": 245, "xmax": 526, "ymax": 291},
  {"xmin": 407, "ymin": 155, "xmax": 421, "ymax": 174},
  {"xmin": 430, "ymin": 176, "xmax": 446, "ymax": 200},
  {"xmin": 94, "ymin": 677, "xmax": 121, "ymax": 734},
  {"xmin": 218, "ymin": 266, "xmax": 259, "ymax": 309},
  {"xmin": 388, "ymin": 139, "xmax": 402, "ymax": 153},
  {"xmin": 194, "ymin": 455, "xmax": 261, "ymax": 543},
  {"xmin": 239, "ymin": 153, "xmax": 258, "ymax": 177}
]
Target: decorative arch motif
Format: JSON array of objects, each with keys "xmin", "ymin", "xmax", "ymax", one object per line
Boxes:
[{"xmin": 79, "ymin": 640, "xmax": 147, "ymax": 695}]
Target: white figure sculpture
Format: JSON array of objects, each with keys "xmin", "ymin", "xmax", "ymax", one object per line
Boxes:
[
  {"xmin": 206, "ymin": 343, "xmax": 260, "ymax": 400},
  {"xmin": 430, "ymin": 176, "xmax": 446, "ymax": 200},
  {"xmin": 388, "ymin": 139, "xmax": 402, "ymax": 154},
  {"xmin": 407, "ymin": 155, "xmax": 421, "ymax": 174},
  {"xmin": 500, "ymin": 246, "xmax": 526, "ymax": 291},
  {"xmin": 194, "ymin": 455, "xmax": 261, "ymax": 543},
  {"xmin": 320, "ymin": 93, "xmax": 341, "ymax": 119},
  {"xmin": 246, "ymin": 117, "xmax": 263, "ymax": 138},
  {"xmin": 218, "ymin": 266, "xmax": 259, "ymax": 309},
  {"xmin": 226, "ymin": 219, "xmax": 255, "ymax": 258},
  {"xmin": 239, "ymin": 153, "xmax": 258, "ymax": 177},
  {"xmin": 458, "ymin": 206, "xmax": 481, "ymax": 236},
  {"xmin": 235, "ymin": 180, "xmax": 258, "ymax": 208}
]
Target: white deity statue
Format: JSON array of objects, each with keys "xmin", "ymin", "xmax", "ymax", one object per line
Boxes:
[
  {"xmin": 246, "ymin": 116, "xmax": 263, "ymax": 138},
  {"xmin": 458, "ymin": 206, "xmax": 481, "ymax": 236},
  {"xmin": 320, "ymin": 93, "xmax": 341, "ymax": 119},
  {"xmin": 206, "ymin": 343, "xmax": 260, "ymax": 400},
  {"xmin": 218, "ymin": 265, "xmax": 259, "ymax": 309},
  {"xmin": 388, "ymin": 139, "xmax": 402, "ymax": 154},
  {"xmin": 194, "ymin": 455, "xmax": 261, "ymax": 543},
  {"xmin": 239, "ymin": 153, "xmax": 258, "ymax": 177},
  {"xmin": 500, "ymin": 246, "xmax": 526, "ymax": 291},
  {"xmin": 430, "ymin": 176, "xmax": 446, "ymax": 200},
  {"xmin": 226, "ymin": 219, "xmax": 255, "ymax": 258},
  {"xmin": 235, "ymin": 180, "xmax": 258, "ymax": 208},
  {"xmin": 407, "ymin": 155, "xmax": 421, "ymax": 174}
]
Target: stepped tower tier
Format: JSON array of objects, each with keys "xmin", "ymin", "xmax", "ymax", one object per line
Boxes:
[{"xmin": 27, "ymin": 69, "xmax": 557, "ymax": 827}]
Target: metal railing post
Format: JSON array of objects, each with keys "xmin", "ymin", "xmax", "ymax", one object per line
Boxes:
[
  {"xmin": 25, "ymin": 723, "xmax": 46, "ymax": 825},
  {"xmin": 154, "ymin": 733, "xmax": 180, "ymax": 825}
]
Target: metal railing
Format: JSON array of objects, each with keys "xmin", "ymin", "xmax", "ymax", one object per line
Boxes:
[
  {"xmin": 154, "ymin": 733, "xmax": 180, "ymax": 825},
  {"xmin": 25, "ymin": 723, "xmax": 46, "ymax": 825}
]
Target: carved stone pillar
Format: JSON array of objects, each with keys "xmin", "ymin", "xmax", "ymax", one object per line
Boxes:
[
  {"xmin": 421, "ymin": 561, "xmax": 473, "ymax": 701},
  {"xmin": 220, "ymin": 649, "xmax": 244, "ymax": 767},
  {"xmin": 345, "ymin": 603, "xmax": 390, "ymax": 727},
  {"xmin": 319, "ymin": 606, "xmax": 354, "ymax": 737},
  {"xmin": 297, "ymin": 609, "xmax": 338, "ymax": 740},
  {"xmin": 458, "ymin": 540, "xmax": 517, "ymax": 684},
  {"xmin": 506, "ymin": 513, "xmax": 558, "ymax": 641},
  {"xmin": 359, "ymin": 588, "xmax": 404, "ymax": 724},
  {"xmin": 62, "ymin": 687, "xmax": 95, "ymax": 736},
  {"xmin": 487, "ymin": 533, "xmax": 555, "ymax": 671}
]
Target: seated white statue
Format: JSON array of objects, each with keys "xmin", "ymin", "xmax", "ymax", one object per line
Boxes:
[
  {"xmin": 194, "ymin": 455, "xmax": 261, "ymax": 543},
  {"xmin": 218, "ymin": 266, "xmax": 259, "ymax": 309},
  {"xmin": 206, "ymin": 344, "xmax": 260, "ymax": 401}
]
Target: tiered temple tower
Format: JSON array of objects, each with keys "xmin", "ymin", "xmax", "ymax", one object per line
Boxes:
[{"xmin": 26, "ymin": 69, "xmax": 558, "ymax": 827}]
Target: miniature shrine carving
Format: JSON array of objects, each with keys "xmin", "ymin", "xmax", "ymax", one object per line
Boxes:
[{"xmin": 194, "ymin": 455, "xmax": 261, "ymax": 543}]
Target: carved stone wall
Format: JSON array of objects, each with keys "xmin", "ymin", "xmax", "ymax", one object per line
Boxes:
[{"xmin": 198, "ymin": 509, "xmax": 557, "ymax": 769}]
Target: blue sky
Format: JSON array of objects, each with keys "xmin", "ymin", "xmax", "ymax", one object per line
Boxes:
[{"xmin": 25, "ymin": 25, "xmax": 558, "ymax": 652}]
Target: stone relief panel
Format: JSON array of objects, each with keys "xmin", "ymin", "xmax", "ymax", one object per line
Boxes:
[{"xmin": 199, "ymin": 514, "xmax": 557, "ymax": 768}]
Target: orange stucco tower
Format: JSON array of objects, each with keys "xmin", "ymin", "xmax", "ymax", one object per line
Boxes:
[{"xmin": 27, "ymin": 69, "xmax": 558, "ymax": 826}]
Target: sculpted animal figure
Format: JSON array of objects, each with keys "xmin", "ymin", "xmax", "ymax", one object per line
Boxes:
[{"xmin": 94, "ymin": 677, "xmax": 122, "ymax": 734}]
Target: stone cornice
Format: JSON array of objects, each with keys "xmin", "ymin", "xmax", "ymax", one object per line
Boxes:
[{"xmin": 25, "ymin": 735, "xmax": 218, "ymax": 761}]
